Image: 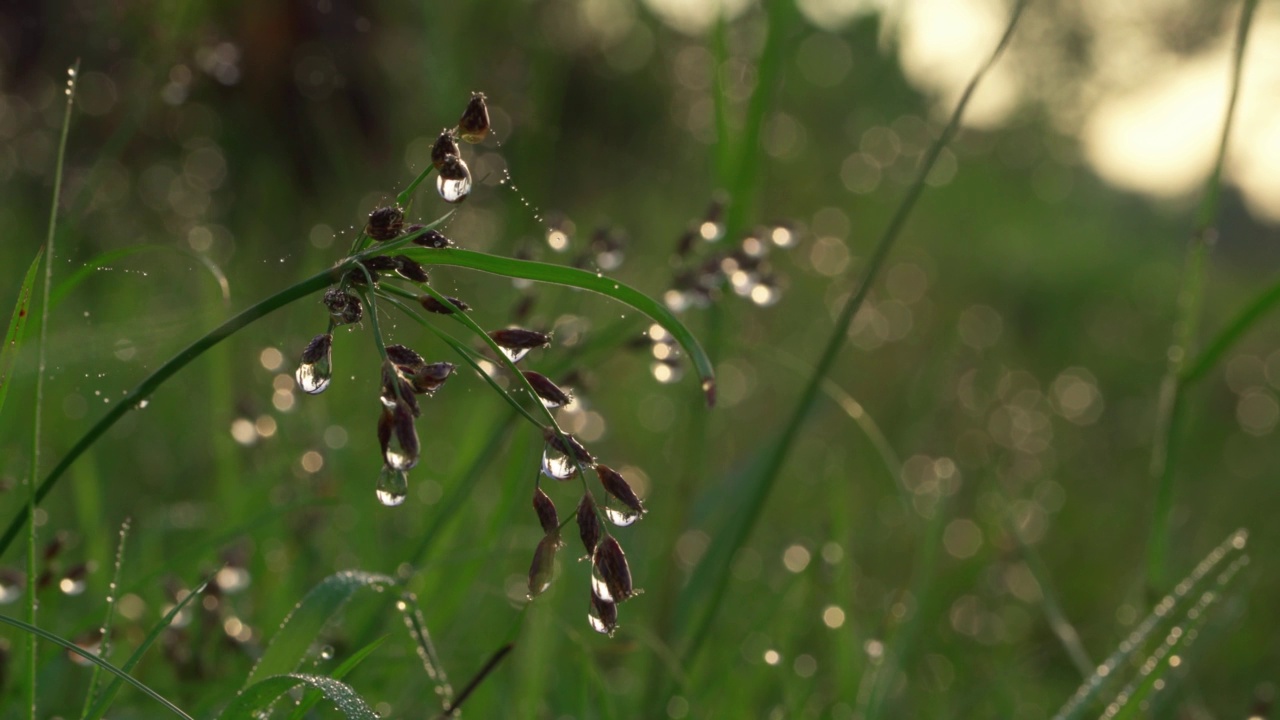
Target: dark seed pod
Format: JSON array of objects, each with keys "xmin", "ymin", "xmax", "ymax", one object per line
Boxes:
[
  {"xmin": 523, "ymin": 371, "xmax": 572, "ymax": 408},
  {"xmin": 419, "ymin": 294, "xmax": 471, "ymax": 314},
  {"xmin": 300, "ymin": 333, "xmax": 333, "ymax": 364},
  {"xmin": 381, "ymin": 364, "xmax": 420, "ymax": 417},
  {"xmin": 431, "ymin": 129, "xmax": 461, "ymax": 170},
  {"xmin": 595, "ymin": 464, "xmax": 644, "ymax": 516},
  {"xmin": 589, "ymin": 588, "xmax": 618, "ymax": 636},
  {"xmin": 489, "ymin": 328, "xmax": 551, "ymax": 351},
  {"xmin": 394, "ymin": 256, "xmax": 430, "ymax": 283},
  {"xmin": 533, "ymin": 487, "xmax": 559, "ymax": 534},
  {"xmin": 341, "ymin": 293, "xmax": 364, "ymax": 325},
  {"xmin": 410, "ymin": 228, "xmax": 453, "ymax": 249},
  {"xmin": 576, "ymin": 493, "xmax": 601, "ymax": 557},
  {"xmin": 594, "ymin": 536, "xmax": 634, "ymax": 602},
  {"xmin": 366, "ymin": 205, "xmax": 405, "ymax": 241},
  {"xmin": 457, "ymin": 92, "xmax": 490, "ymax": 144},
  {"xmin": 323, "ymin": 289, "xmax": 362, "ymax": 325},
  {"xmin": 410, "ymin": 362, "xmax": 455, "ymax": 395},
  {"xmin": 527, "ymin": 532, "xmax": 561, "ymax": 598},
  {"xmin": 543, "ymin": 427, "xmax": 594, "ymax": 465},
  {"xmin": 378, "ymin": 401, "xmax": 420, "ymax": 471},
  {"xmin": 360, "ymin": 255, "xmax": 399, "ymax": 274},
  {"xmin": 385, "ymin": 344, "xmax": 425, "ymax": 370}
]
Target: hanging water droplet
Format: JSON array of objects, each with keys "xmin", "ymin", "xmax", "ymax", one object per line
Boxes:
[
  {"xmin": 500, "ymin": 346, "xmax": 530, "ymax": 364},
  {"xmin": 436, "ymin": 156, "xmax": 472, "ymax": 203},
  {"xmin": 319, "ymin": 645, "xmax": 335, "ymax": 660},
  {"xmin": 590, "ymin": 565, "xmax": 614, "ymax": 603},
  {"xmin": 376, "ymin": 465, "xmax": 409, "ymax": 506},
  {"xmin": 588, "ymin": 589, "xmax": 618, "ymax": 636},
  {"xmin": 541, "ymin": 443, "xmax": 576, "ymax": 481},
  {"xmin": 296, "ymin": 334, "xmax": 334, "ymax": 394},
  {"xmin": 603, "ymin": 506, "xmax": 641, "ymax": 527},
  {"xmin": 379, "ymin": 405, "xmax": 420, "ymax": 471},
  {"xmin": 59, "ymin": 576, "xmax": 87, "ymax": 596}
]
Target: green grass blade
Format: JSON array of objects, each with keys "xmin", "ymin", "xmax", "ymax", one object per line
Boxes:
[
  {"xmin": 1052, "ymin": 529, "xmax": 1248, "ymax": 720},
  {"xmin": 398, "ymin": 247, "xmax": 716, "ymax": 406},
  {"xmin": 1180, "ymin": 272, "xmax": 1280, "ymax": 386},
  {"xmin": 0, "ymin": 248, "xmax": 43, "ymax": 418},
  {"xmin": 84, "ymin": 575, "xmax": 211, "ymax": 720},
  {"xmin": 666, "ymin": 0, "xmax": 1031, "ymax": 676},
  {"xmin": 288, "ymin": 636, "xmax": 389, "ymax": 720},
  {"xmin": 80, "ymin": 517, "xmax": 132, "ymax": 719},
  {"xmin": 0, "ymin": 612, "xmax": 194, "ymax": 720},
  {"xmin": 51, "ymin": 244, "xmax": 230, "ymax": 308},
  {"xmin": 396, "ymin": 592, "xmax": 453, "ymax": 709},
  {"xmin": 1145, "ymin": 0, "xmax": 1259, "ymax": 593},
  {"xmin": 221, "ymin": 674, "xmax": 378, "ymax": 720},
  {"xmin": 242, "ymin": 570, "xmax": 396, "ymax": 688}
]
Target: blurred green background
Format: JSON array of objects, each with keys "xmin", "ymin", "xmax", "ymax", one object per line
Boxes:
[{"xmin": 1, "ymin": 0, "xmax": 1277, "ymax": 717}]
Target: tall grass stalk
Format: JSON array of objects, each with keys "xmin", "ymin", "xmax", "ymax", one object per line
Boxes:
[
  {"xmin": 1145, "ymin": 0, "xmax": 1258, "ymax": 594},
  {"xmin": 668, "ymin": 0, "xmax": 1030, "ymax": 699},
  {"xmin": 26, "ymin": 59, "xmax": 79, "ymax": 720}
]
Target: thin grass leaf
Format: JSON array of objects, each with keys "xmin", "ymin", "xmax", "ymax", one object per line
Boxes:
[
  {"xmin": 1052, "ymin": 529, "xmax": 1248, "ymax": 720},
  {"xmin": 436, "ymin": 642, "xmax": 515, "ymax": 718},
  {"xmin": 1146, "ymin": 0, "xmax": 1259, "ymax": 592},
  {"xmin": 84, "ymin": 576, "xmax": 211, "ymax": 720},
  {"xmin": 398, "ymin": 247, "xmax": 716, "ymax": 406},
  {"xmin": 221, "ymin": 673, "xmax": 378, "ymax": 720},
  {"xmin": 1180, "ymin": 272, "xmax": 1280, "ymax": 386},
  {"xmin": 665, "ymin": 0, "xmax": 1031, "ymax": 680},
  {"xmin": 0, "ymin": 612, "xmax": 194, "ymax": 720},
  {"xmin": 0, "ymin": 248, "xmax": 43, "ymax": 418},
  {"xmin": 397, "ymin": 592, "xmax": 453, "ymax": 709},
  {"xmin": 51, "ymin": 244, "xmax": 230, "ymax": 308},
  {"xmin": 80, "ymin": 517, "xmax": 131, "ymax": 719},
  {"xmin": 288, "ymin": 636, "xmax": 389, "ymax": 720},
  {"xmin": 242, "ymin": 570, "xmax": 396, "ymax": 689}
]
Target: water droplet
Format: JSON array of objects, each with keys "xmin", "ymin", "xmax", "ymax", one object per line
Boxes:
[
  {"xmin": 319, "ymin": 645, "xmax": 335, "ymax": 660},
  {"xmin": 376, "ymin": 466, "xmax": 409, "ymax": 506},
  {"xmin": 296, "ymin": 335, "xmax": 334, "ymax": 394},
  {"xmin": 134, "ymin": 398, "xmax": 150, "ymax": 410},
  {"xmin": 0, "ymin": 572, "xmax": 24, "ymax": 604},
  {"xmin": 59, "ymin": 576, "xmax": 87, "ymax": 596},
  {"xmin": 702, "ymin": 378, "xmax": 716, "ymax": 406},
  {"xmin": 436, "ymin": 159, "xmax": 473, "ymax": 203},
  {"xmin": 541, "ymin": 443, "xmax": 577, "ymax": 481},
  {"xmin": 500, "ymin": 346, "xmax": 531, "ymax": 364},
  {"xmin": 603, "ymin": 506, "xmax": 641, "ymax": 527}
]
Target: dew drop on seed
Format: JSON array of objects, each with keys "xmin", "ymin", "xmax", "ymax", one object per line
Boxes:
[
  {"xmin": 588, "ymin": 608, "xmax": 612, "ymax": 635},
  {"xmin": 604, "ymin": 506, "xmax": 641, "ymax": 527},
  {"xmin": 541, "ymin": 443, "xmax": 576, "ymax": 481},
  {"xmin": 436, "ymin": 173, "xmax": 472, "ymax": 203},
  {"xmin": 376, "ymin": 466, "xmax": 409, "ymax": 507},
  {"xmin": 296, "ymin": 361, "xmax": 331, "ymax": 394},
  {"xmin": 384, "ymin": 435, "xmax": 418, "ymax": 472},
  {"xmin": 500, "ymin": 346, "xmax": 531, "ymax": 364},
  {"xmin": 590, "ymin": 566, "xmax": 614, "ymax": 603}
]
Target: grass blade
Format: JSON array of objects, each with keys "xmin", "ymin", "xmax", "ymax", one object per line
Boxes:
[
  {"xmin": 0, "ymin": 248, "xmax": 43, "ymax": 418},
  {"xmin": 0, "ymin": 612, "xmax": 194, "ymax": 720},
  {"xmin": 221, "ymin": 674, "xmax": 378, "ymax": 720},
  {"xmin": 80, "ymin": 517, "xmax": 132, "ymax": 719},
  {"xmin": 436, "ymin": 642, "xmax": 515, "ymax": 718},
  {"xmin": 666, "ymin": 0, "xmax": 1031, "ymax": 677},
  {"xmin": 288, "ymin": 636, "xmax": 389, "ymax": 720},
  {"xmin": 1180, "ymin": 272, "xmax": 1280, "ymax": 386},
  {"xmin": 398, "ymin": 247, "xmax": 716, "ymax": 406},
  {"xmin": 242, "ymin": 570, "xmax": 396, "ymax": 688},
  {"xmin": 396, "ymin": 592, "xmax": 454, "ymax": 709},
  {"xmin": 84, "ymin": 575, "xmax": 212, "ymax": 720}
]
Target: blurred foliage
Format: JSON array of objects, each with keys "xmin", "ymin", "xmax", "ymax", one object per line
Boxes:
[{"xmin": 0, "ymin": 0, "xmax": 1277, "ymax": 717}]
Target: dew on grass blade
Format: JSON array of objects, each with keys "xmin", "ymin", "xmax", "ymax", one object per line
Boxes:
[
  {"xmin": 376, "ymin": 465, "xmax": 409, "ymax": 506},
  {"xmin": 296, "ymin": 333, "xmax": 333, "ymax": 394}
]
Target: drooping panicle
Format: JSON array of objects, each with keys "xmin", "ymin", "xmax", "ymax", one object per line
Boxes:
[
  {"xmin": 296, "ymin": 333, "xmax": 334, "ymax": 394},
  {"xmin": 378, "ymin": 402, "xmax": 420, "ymax": 471},
  {"xmin": 366, "ymin": 205, "xmax": 405, "ymax": 241},
  {"xmin": 381, "ymin": 363, "xmax": 420, "ymax": 417},
  {"xmin": 523, "ymin": 371, "xmax": 573, "ymax": 408},
  {"xmin": 533, "ymin": 487, "xmax": 560, "ymax": 534},
  {"xmin": 576, "ymin": 493, "xmax": 602, "ymax": 557},
  {"xmin": 543, "ymin": 427, "xmax": 594, "ymax": 466},
  {"xmin": 593, "ymin": 536, "xmax": 635, "ymax": 603},
  {"xmin": 385, "ymin": 344, "xmax": 426, "ymax": 371},
  {"xmin": 595, "ymin": 464, "xmax": 645, "ymax": 517},
  {"xmin": 457, "ymin": 92, "xmax": 490, "ymax": 144}
]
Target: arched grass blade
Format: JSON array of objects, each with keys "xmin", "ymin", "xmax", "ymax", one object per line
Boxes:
[
  {"xmin": 85, "ymin": 575, "xmax": 210, "ymax": 720},
  {"xmin": 242, "ymin": 570, "xmax": 396, "ymax": 688},
  {"xmin": 222, "ymin": 673, "xmax": 378, "ymax": 720},
  {"xmin": 1180, "ymin": 272, "xmax": 1280, "ymax": 387},
  {"xmin": 0, "ymin": 248, "xmax": 43, "ymax": 418},
  {"xmin": 1052, "ymin": 529, "xmax": 1248, "ymax": 720},
  {"xmin": 0, "ymin": 612, "xmax": 194, "ymax": 720},
  {"xmin": 399, "ymin": 247, "xmax": 716, "ymax": 406},
  {"xmin": 287, "ymin": 636, "xmax": 388, "ymax": 720}
]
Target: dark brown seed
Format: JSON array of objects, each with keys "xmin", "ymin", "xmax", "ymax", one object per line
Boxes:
[
  {"xmin": 322, "ymin": 288, "xmax": 349, "ymax": 318},
  {"xmin": 360, "ymin": 256, "xmax": 398, "ymax": 273},
  {"xmin": 527, "ymin": 532, "xmax": 561, "ymax": 598},
  {"xmin": 533, "ymin": 487, "xmax": 559, "ymax": 534},
  {"xmin": 438, "ymin": 153, "xmax": 471, "ymax": 182},
  {"xmin": 595, "ymin": 465, "xmax": 644, "ymax": 516},
  {"xmin": 418, "ymin": 295, "xmax": 471, "ymax": 314},
  {"xmin": 381, "ymin": 365, "xmax": 420, "ymax": 417},
  {"xmin": 523, "ymin": 371, "xmax": 572, "ymax": 408},
  {"xmin": 589, "ymin": 588, "xmax": 618, "ymax": 636},
  {"xmin": 394, "ymin": 256, "xmax": 430, "ymax": 283},
  {"xmin": 543, "ymin": 427, "xmax": 594, "ymax": 465},
  {"xmin": 594, "ymin": 536, "xmax": 634, "ymax": 602},
  {"xmin": 410, "ymin": 362, "xmax": 455, "ymax": 395},
  {"xmin": 366, "ymin": 205, "xmax": 405, "ymax": 241},
  {"xmin": 410, "ymin": 228, "xmax": 453, "ymax": 249},
  {"xmin": 431, "ymin": 129, "xmax": 461, "ymax": 170},
  {"xmin": 301, "ymin": 334, "xmax": 333, "ymax": 364},
  {"xmin": 457, "ymin": 91, "xmax": 490, "ymax": 144},
  {"xmin": 576, "ymin": 493, "xmax": 601, "ymax": 557},
  {"xmin": 390, "ymin": 402, "xmax": 420, "ymax": 469},
  {"xmin": 385, "ymin": 344, "xmax": 425, "ymax": 370},
  {"xmin": 489, "ymin": 328, "xmax": 551, "ymax": 350}
]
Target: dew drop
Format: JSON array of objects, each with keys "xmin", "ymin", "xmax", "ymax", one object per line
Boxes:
[
  {"xmin": 702, "ymin": 378, "xmax": 717, "ymax": 407},
  {"xmin": 59, "ymin": 576, "xmax": 87, "ymax": 596},
  {"xmin": 436, "ymin": 169, "xmax": 472, "ymax": 203},
  {"xmin": 500, "ymin": 346, "xmax": 531, "ymax": 364},
  {"xmin": 296, "ymin": 361, "xmax": 331, "ymax": 394},
  {"xmin": 319, "ymin": 645, "xmax": 335, "ymax": 660},
  {"xmin": 603, "ymin": 506, "xmax": 641, "ymax": 527},
  {"xmin": 588, "ymin": 610, "xmax": 612, "ymax": 636},
  {"xmin": 541, "ymin": 443, "xmax": 577, "ymax": 481},
  {"xmin": 0, "ymin": 575, "xmax": 23, "ymax": 604},
  {"xmin": 376, "ymin": 466, "xmax": 409, "ymax": 506}
]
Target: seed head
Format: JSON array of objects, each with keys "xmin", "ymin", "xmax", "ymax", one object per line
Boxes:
[
  {"xmin": 296, "ymin": 333, "xmax": 334, "ymax": 394},
  {"xmin": 359, "ymin": 255, "xmax": 398, "ymax": 274},
  {"xmin": 489, "ymin": 328, "xmax": 551, "ymax": 351},
  {"xmin": 576, "ymin": 492, "xmax": 601, "ymax": 557},
  {"xmin": 394, "ymin": 256, "xmax": 430, "ymax": 283},
  {"xmin": 527, "ymin": 532, "xmax": 562, "ymax": 599},
  {"xmin": 543, "ymin": 427, "xmax": 594, "ymax": 465},
  {"xmin": 323, "ymin": 289, "xmax": 364, "ymax": 325},
  {"xmin": 589, "ymin": 588, "xmax": 618, "ymax": 636},
  {"xmin": 457, "ymin": 92, "xmax": 490, "ymax": 144},
  {"xmin": 595, "ymin": 464, "xmax": 645, "ymax": 517},
  {"xmin": 381, "ymin": 364, "xmax": 420, "ymax": 417},
  {"xmin": 410, "ymin": 362, "xmax": 455, "ymax": 395},
  {"xmin": 385, "ymin": 344, "xmax": 425, "ymax": 371},
  {"xmin": 523, "ymin": 371, "xmax": 573, "ymax": 408},
  {"xmin": 431, "ymin": 130, "xmax": 461, "ymax": 170},
  {"xmin": 378, "ymin": 401, "xmax": 420, "ymax": 471},
  {"xmin": 407, "ymin": 226, "xmax": 453, "ymax": 248},
  {"xmin": 419, "ymin": 294, "xmax": 471, "ymax": 314},
  {"xmin": 533, "ymin": 487, "xmax": 559, "ymax": 534},
  {"xmin": 366, "ymin": 205, "xmax": 405, "ymax": 241},
  {"xmin": 594, "ymin": 536, "xmax": 635, "ymax": 602}
]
